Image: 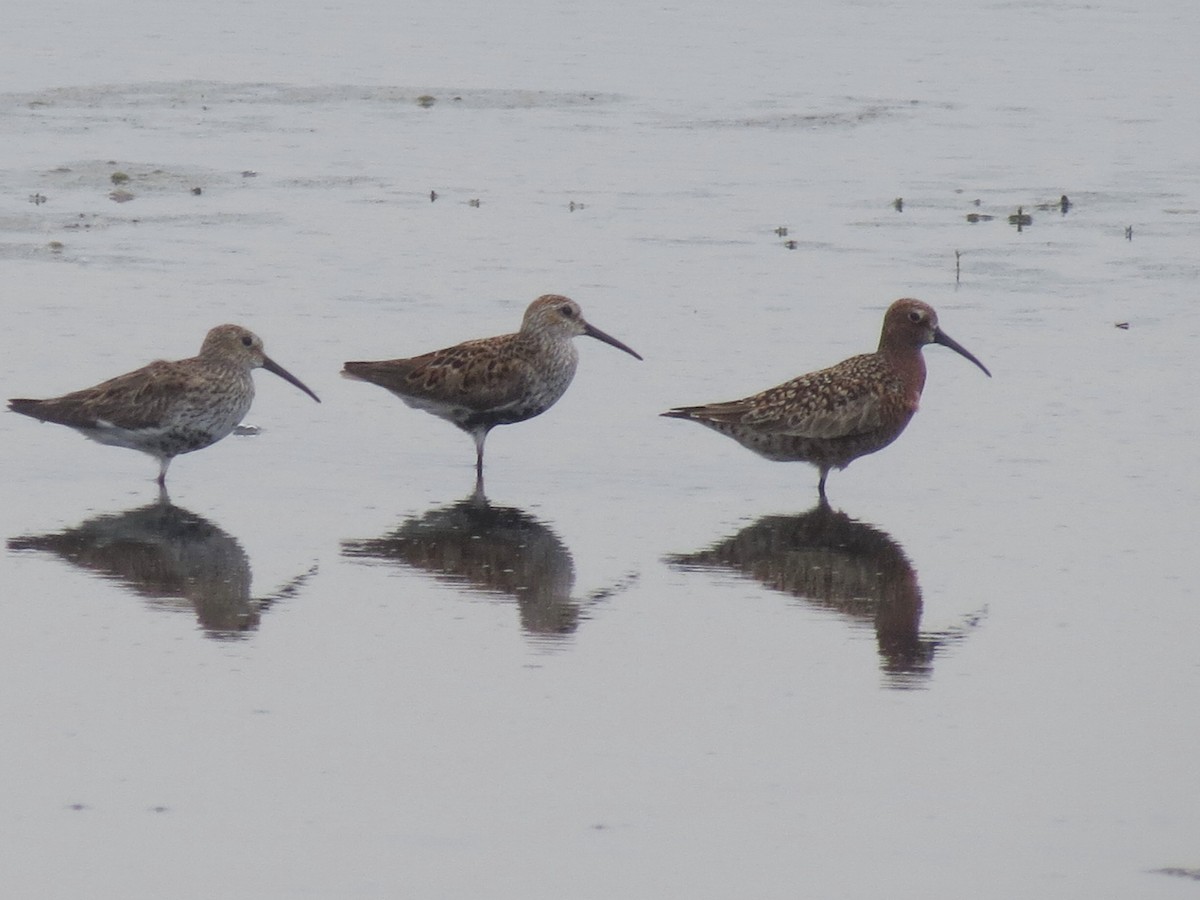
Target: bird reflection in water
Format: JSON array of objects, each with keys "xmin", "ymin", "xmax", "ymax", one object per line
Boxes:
[
  {"xmin": 666, "ymin": 502, "xmax": 983, "ymax": 687},
  {"xmin": 342, "ymin": 491, "xmax": 615, "ymax": 641},
  {"xmin": 8, "ymin": 494, "xmax": 314, "ymax": 640}
]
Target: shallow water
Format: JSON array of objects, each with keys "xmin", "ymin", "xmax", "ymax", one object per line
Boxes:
[{"xmin": 2, "ymin": 1, "xmax": 1199, "ymax": 897}]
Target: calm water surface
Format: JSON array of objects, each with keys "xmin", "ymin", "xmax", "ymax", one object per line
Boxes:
[{"xmin": 1, "ymin": 1, "xmax": 1198, "ymax": 897}]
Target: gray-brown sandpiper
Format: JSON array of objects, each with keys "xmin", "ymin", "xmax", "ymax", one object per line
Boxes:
[
  {"xmin": 9, "ymin": 324, "xmax": 320, "ymax": 485},
  {"xmin": 343, "ymin": 294, "xmax": 642, "ymax": 485}
]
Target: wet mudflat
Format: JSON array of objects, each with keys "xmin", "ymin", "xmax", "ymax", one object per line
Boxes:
[{"xmin": 1, "ymin": 1, "xmax": 1198, "ymax": 897}]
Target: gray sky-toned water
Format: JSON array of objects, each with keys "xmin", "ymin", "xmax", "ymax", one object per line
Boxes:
[{"xmin": 2, "ymin": 1, "xmax": 1198, "ymax": 897}]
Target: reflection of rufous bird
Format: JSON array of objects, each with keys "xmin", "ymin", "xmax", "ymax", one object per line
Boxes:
[
  {"xmin": 663, "ymin": 299, "xmax": 989, "ymax": 499},
  {"xmin": 343, "ymin": 295, "xmax": 641, "ymax": 485},
  {"xmin": 667, "ymin": 502, "xmax": 984, "ymax": 687},
  {"xmin": 9, "ymin": 325, "xmax": 319, "ymax": 485}
]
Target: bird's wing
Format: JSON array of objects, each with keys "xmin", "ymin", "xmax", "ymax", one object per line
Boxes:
[
  {"xmin": 10, "ymin": 360, "xmax": 198, "ymax": 430},
  {"xmin": 671, "ymin": 355, "xmax": 894, "ymax": 440},
  {"xmin": 344, "ymin": 337, "xmax": 535, "ymax": 413}
]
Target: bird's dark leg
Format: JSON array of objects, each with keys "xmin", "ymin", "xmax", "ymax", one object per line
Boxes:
[
  {"xmin": 156, "ymin": 458, "xmax": 171, "ymax": 488},
  {"xmin": 817, "ymin": 468, "xmax": 829, "ymax": 502},
  {"xmin": 472, "ymin": 429, "xmax": 488, "ymax": 483}
]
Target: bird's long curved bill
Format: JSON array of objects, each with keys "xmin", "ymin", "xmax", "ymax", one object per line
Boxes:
[
  {"xmin": 263, "ymin": 356, "xmax": 322, "ymax": 402},
  {"xmin": 583, "ymin": 322, "xmax": 643, "ymax": 361},
  {"xmin": 934, "ymin": 329, "xmax": 991, "ymax": 377}
]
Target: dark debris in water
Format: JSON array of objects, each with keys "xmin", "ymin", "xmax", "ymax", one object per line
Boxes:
[
  {"xmin": 1150, "ymin": 867, "xmax": 1200, "ymax": 881},
  {"xmin": 1, "ymin": 81, "xmax": 624, "ymax": 113}
]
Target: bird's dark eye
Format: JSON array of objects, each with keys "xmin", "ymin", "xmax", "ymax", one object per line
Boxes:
[
  {"xmin": 242, "ymin": 335, "xmax": 253, "ymax": 347},
  {"xmin": 559, "ymin": 305, "xmax": 575, "ymax": 318},
  {"xmin": 907, "ymin": 310, "xmax": 922, "ymax": 323}
]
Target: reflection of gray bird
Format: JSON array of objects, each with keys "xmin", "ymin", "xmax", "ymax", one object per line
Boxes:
[
  {"xmin": 342, "ymin": 494, "xmax": 583, "ymax": 639},
  {"xmin": 667, "ymin": 502, "xmax": 983, "ymax": 687},
  {"xmin": 8, "ymin": 499, "xmax": 313, "ymax": 639}
]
